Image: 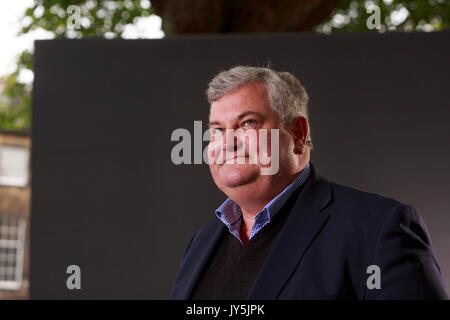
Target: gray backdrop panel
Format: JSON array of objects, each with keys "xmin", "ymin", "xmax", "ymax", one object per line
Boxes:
[{"xmin": 31, "ymin": 31, "xmax": 450, "ymax": 299}]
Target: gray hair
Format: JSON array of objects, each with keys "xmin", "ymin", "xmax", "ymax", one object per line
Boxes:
[{"xmin": 206, "ymin": 66, "xmax": 313, "ymax": 149}]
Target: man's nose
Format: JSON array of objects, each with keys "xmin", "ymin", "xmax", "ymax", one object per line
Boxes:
[{"xmin": 222, "ymin": 129, "xmax": 243, "ymax": 152}]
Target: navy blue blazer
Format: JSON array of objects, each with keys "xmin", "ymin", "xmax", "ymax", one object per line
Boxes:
[{"xmin": 171, "ymin": 163, "xmax": 448, "ymax": 299}]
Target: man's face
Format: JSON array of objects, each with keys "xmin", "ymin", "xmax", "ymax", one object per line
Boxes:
[{"xmin": 208, "ymin": 82, "xmax": 298, "ymax": 196}]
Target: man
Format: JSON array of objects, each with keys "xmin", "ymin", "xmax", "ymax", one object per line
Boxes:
[{"xmin": 170, "ymin": 66, "xmax": 448, "ymax": 299}]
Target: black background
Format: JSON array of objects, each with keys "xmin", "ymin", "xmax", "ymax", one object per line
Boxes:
[{"xmin": 31, "ymin": 31, "xmax": 450, "ymax": 299}]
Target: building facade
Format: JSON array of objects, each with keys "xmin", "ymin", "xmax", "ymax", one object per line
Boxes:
[{"xmin": 0, "ymin": 130, "xmax": 30, "ymax": 299}]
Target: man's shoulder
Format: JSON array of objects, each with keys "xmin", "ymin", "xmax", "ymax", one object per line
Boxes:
[
  {"xmin": 308, "ymin": 164, "xmax": 409, "ymax": 223},
  {"xmin": 305, "ymin": 176, "xmax": 424, "ymax": 265},
  {"xmin": 331, "ymin": 179, "xmax": 404, "ymax": 210},
  {"xmin": 323, "ymin": 177, "xmax": 412, "ymax": 229}
]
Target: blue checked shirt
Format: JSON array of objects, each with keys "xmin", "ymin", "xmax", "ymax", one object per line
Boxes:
[{"xmin": 215, "ymin": 162, "xmax": 311, "ymax": 245}]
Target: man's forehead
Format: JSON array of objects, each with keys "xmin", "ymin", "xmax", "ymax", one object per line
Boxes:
[
  {"xmin": 209, "ymin": 110, "xmax": 265, "ymax": 125},
  {"xmin": 210, "ymin": 97, "xmax": 269, "ymax": 120}
]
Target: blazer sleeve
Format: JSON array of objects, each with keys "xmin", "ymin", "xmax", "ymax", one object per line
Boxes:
[
  {"xmin": 170, "ymin": 231, "xmax": 198, "ymax": 299},
  {"xmin": 364, "ymin": 204, "xmax": 448, "ymax": 299}
]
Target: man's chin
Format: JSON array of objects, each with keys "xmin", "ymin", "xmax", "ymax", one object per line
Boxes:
[{"xmin": 218, "ymin": 164, "xmax": 260, "ymax": 188}]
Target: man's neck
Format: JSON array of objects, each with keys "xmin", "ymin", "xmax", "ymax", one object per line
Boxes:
[
  {"xmin": 239, "ymin": 220, "xmax": 251, "ymax": 245},
  {"xmin": 237, "ymin": 172, "xmax": 301, "ymax": 242},
  {"xmin": 239, "ymin": 172, "xmax": 299, "ymax": 215}
]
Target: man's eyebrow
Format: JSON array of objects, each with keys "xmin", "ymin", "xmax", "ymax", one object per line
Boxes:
[
  {"xmin": 208, "ymin": 120, "xmax": 220, "ymax": 127},
  {"xmin": 208, "ymin": 111, "xmax": 265, "ymax": 127},
  {"xmin": 237, "ymin": 111, "xmax": 264, "ymax": 120}
]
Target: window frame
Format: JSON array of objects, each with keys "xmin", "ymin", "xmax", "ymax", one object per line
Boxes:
[{"xmin": 0, "ymin": 215, "xmax": 26, "ymax": 290}]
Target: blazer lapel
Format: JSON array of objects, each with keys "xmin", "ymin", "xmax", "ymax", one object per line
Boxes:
[
  {"xmin": 177, "ymin": 219, "xmax": 226, "ymax": 299},
  {"xmin": 247, "ymin": 164, "xmax": 333, "ymax": 299}
]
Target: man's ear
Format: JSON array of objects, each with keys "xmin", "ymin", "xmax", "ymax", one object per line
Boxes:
[{"xmin": 291, "ymin": 117, "xmax": 308, "ymax": 155}]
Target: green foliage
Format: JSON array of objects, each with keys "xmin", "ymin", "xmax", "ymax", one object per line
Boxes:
[
  {"xmin": 316, "ymin": 0, "xmax": 449, "ymax": 33},
  {"xmin": 0, "ymin": 72, "xmax": 31, "ymax": 130},
  {"xmin": 21, "ymin": 0, "xmax": 153, "ymax": 38}
]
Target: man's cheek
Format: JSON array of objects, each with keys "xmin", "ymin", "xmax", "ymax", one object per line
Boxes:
[
  {"xmin": 243, "ymin": 133, "xmax": 259, "ymax": 165},
  {"xmin": 255, "ymin": 129, "xmax": 270, "ymax": 166},
  {"xmin": 260, "ymin": 129, "xmax": 280, "ymax": 175},
  {"xmin": 207, "ymin": 140, "xmax": 223, "ymax": 164}
]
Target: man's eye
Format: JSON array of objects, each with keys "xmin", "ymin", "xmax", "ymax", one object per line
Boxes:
[
  {"xmin": 243, "ymin": 120, "xmax": 256, "ymax": 127},
  {"xmin": 213, "ymin": 128, "xmax": 224, "ymax": 134}
]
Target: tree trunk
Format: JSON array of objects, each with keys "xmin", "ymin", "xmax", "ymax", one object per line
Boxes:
[{"xmin": 151, "ymin": 0, "xmax": 338, "ymax": 35}]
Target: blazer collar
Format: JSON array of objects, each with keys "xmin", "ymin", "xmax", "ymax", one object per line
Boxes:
[{"xmin": 247, "ymin": 163, "xmax": 333, "ymax": 299}]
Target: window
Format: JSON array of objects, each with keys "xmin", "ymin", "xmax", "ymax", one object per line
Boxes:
[
  {"xmin": 0, "ymin": 144, "xmax": 29, "ymax": 187},
  {"xmin": 0, "ymin": 215, "xmax": 26, "ymax": 290}
]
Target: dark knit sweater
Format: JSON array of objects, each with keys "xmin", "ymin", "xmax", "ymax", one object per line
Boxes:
[{"xmin": 191, "ymin": 185, "xmax": 305, "ymax": 300}]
